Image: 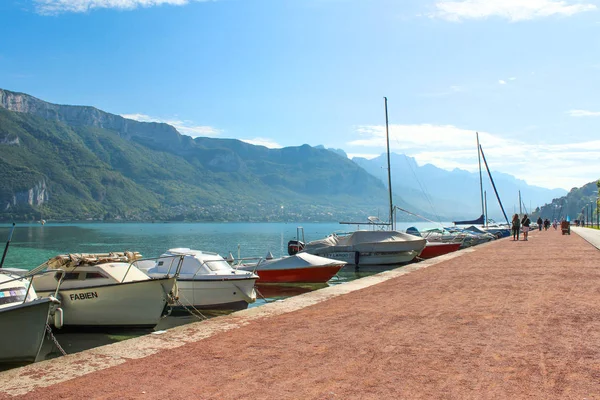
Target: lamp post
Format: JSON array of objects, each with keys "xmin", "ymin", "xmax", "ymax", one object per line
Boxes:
[
  {"xmin": 597, "ymin": 197, "xmax": 599, "ymax": 228},
  {"xmin": 587, "ymin": 204, "xmax": 590, "ymax": 227},
  {"xmin": 583, "ymin": 204, "xmax": 590, "ymax": 228}
]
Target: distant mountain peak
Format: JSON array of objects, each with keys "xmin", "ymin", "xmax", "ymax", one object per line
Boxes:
[{"xmin": 315, "ymin": 145, "xmax": 347, "ymax": 158}]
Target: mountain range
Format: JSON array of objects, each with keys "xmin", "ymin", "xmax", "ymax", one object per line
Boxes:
[
  {"xmin": 353, "ymin": 153, "xmax": 567, "ymax": 222},
  {"xmin": 0, "ymin": 89, "xmax": 399, "ymax": 222},
  {"xmin": 0, "ymin": 88, "xmax": 568, "ymax": 223}
]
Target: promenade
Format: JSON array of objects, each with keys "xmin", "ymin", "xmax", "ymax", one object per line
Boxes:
[{"xmin": 2, "ymin": 227, "xmax": 600, "ymax": 399}]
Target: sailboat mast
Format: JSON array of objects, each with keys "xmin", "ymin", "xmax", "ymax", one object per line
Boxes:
[
  {"xmin": 484, "ymin": 191, "xmax": 488, "ymax": 228},
  {"xmin": 519, "ymin": 190, "xmax": 522, "ymax": 216},
  {"xmin": 384, "ymin": 97, "xmax": 394, "ymax": 231},
  {"xmin": 476, "ymin": 132, "xmax": 484, "ymax": 224}
]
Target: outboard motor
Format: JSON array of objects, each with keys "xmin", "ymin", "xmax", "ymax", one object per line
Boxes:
[{"xmin": 287, "ymin": 240, "xmax": 305, "ymax": 255}]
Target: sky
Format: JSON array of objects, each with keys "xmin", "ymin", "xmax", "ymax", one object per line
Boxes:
[{"xmin": 2, "ymin": 0, "xmax": 600, "ymax": 191}]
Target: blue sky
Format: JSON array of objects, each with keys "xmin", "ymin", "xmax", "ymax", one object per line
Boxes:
[{"xmin": 2, "ymin": 0, "xmax": 600, "ymax": 190}]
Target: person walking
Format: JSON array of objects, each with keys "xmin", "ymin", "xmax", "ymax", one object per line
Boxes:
[
  {"xmin": 537, "ymin": 216, "xmax": 543, "ymax": 231},
  {"xmin": 521, "ymin": 214, "xmax": 531, "ymax": 241},
  {"xmin": 511, "ymin": 214, "xmax": 521, "ymax": 241}
]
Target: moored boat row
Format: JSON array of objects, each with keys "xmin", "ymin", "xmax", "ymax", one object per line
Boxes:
[{"xmin": 1, "ymin": 217, "xmax": 500, "ymax": 368}]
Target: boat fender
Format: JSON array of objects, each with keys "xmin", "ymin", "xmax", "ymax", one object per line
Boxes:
[
  {"xmin": 161, "ymin": 302, "xmax": 172, "ymax": 318},
  {"xmin": 54, "ymin": 308, "xmax": 64, "ymax": 329},
  {"xmin": 354, "ymin": 251, "xmax": 360, "ymax": 266}
]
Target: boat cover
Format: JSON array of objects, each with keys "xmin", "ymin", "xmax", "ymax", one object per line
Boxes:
[
  {"xmin": 453, "ymin": 214, "xmax": 485, "ymax": 225},
  {"xmin": 257, "ymin": 253, "xmax": 346, "ymax": 270},
  {"xmin": 303, "ymin": 230, "xmax": 426, "ymax": 253},
  {"xmin": 47, "ymin": 252, "xmax": 142, "ymax": 269}
]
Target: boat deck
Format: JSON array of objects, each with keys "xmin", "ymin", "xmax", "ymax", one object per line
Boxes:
[{"xmin": 2, "ymin": 227, "xmax": 600, "ymax": 399}]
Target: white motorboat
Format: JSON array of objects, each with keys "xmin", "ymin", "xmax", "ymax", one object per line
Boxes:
[
  {"xmin": 0, "ymin": 271, "xmax": 59, "ymax": 364},
  {"xmin": 33, "ymin": 252, "xmax": 176, "ymax": 329},
  {"xmin": 238, "ymin": 252, "xmax": 346, "ymax": 283},
  {"xmin": 136, "ymin": 248, "xmax": 258, "ymax": 311},
  {"xmin": 300, "ymin": 230, "xmax": 426, "ymax": 266}
]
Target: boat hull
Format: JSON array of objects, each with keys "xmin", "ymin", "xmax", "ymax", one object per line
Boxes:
[
  {"xmin": 418, "ymin": 242, "xmax": 461, "ymax": 259},
  {"xmin": 250, "ymin": 265, "xmax": 343, "ymax": 283},
  {"xmin": 0, "ymin": 298, "xmax": 54, "ymax": 364},
  {"xmin": 37, "ymin": 278, "xmax": 175, "ymax": 329},
  {"xmin": 308, "ymin": 250, "xmax": 419, "ymax": 266},
  {"xmin": 173, "ymin": 278, "xmax": 257, "ymax": 311}
]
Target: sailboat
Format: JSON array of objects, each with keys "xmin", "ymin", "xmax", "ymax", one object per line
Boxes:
[
  {"xmin": 454, "ymin": 133, "xmax": 510, "ymax": 237},
  {"xmin": 295, "ymin": 98, "xmax": 426, "ymax": 266}
]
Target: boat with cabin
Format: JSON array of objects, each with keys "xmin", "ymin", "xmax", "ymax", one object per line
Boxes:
[
  {"xmin": 136, "ymin": 248, "xmax": 258, "ymax": 311},
  {"xmin": 32, "ymin": 252, "xmax": 177, "ymax": 329}
]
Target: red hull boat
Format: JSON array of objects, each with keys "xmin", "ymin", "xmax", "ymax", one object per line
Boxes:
[
  {"xmin": 238, "ymin": 253, "xmax": 346, "ymax": 283},
  {"xmin": 418, "ymin": 242, "xmax": 461, "ymax": 259}
]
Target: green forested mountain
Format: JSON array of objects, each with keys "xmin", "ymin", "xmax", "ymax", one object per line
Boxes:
[
  {"xmin": 535, "ymin": 181, "xmax": 599, "ymax": 222},
  {"xmin": 0, "ymin": 89, "xmax": 419, "ymax": 222}
]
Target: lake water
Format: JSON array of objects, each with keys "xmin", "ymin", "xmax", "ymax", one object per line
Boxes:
[
  {"xmin": 0, "ymin": 221, "xmax": 449, "ymax": 270},
  {"xmin": 0, "ymin": 221, "xmax": 447, "ymax": 366}
]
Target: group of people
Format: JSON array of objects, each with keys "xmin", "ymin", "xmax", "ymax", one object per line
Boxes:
[
  {"xmin": 537, "ymin": 216, "xmax": 552, "ymax": 231},
  {"xmin": 511, "ymin": 214, "xmax": 553, "ymax": 241},
  {"xmin": 511, "ymin": 214, "xmax": 530, "ymax": 241}
]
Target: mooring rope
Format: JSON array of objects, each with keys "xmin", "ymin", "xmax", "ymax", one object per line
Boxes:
[
  {"xmin": 174, "ymin": 290, "xmax": 208, "ymax": 321},
  {"xmin": 254, "ymin": 286, "xmax": 275, "ymax": 303}
]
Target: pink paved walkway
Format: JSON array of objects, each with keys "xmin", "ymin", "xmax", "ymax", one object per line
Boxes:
[{"xmin": 3, "ymin": 228, "xmax": 600, "ymax": 399}]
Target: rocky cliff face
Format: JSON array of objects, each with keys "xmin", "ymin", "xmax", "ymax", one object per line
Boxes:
[
  {"xmin": 0, "ymin": 135, "xmax": 19, "ymax": 146},
  {"xmin": 0, "ymin": 89, "xmax": 188, "ymax": 151},
  {"xmin": 3, "ymin": 180, "xmax": 48, "ymax": 211}
]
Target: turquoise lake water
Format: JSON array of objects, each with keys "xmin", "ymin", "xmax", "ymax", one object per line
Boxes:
[
  {"xmin": 0, "ymin": 221, "xmax": 448, "ymax": 365},
  {"xmin": 0, "ymin": 221, "xmax": 447, "ymax": 270}
]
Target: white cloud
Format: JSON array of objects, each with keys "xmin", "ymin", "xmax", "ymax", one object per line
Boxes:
[
  {"xmin": 350, "ymin": 124, "xmax": 508, "ymax": 151},
  {"xmin": 240, "ymin": 138, "xmax": 283, "ymax": 149},
  {"xmin": 347, "ymin": 123, "xmax": 600, "ymax": 190},
  {"xmin": 567, "ymin": 109, "xmax": 600, "ymax": 117},
  {"xmin": 509, "ymin": 77, "xmax": 517, "ymax": 81},
  {"xmin": 433, "ymin": 0, "xmax": 597, "ymax": 22},
  {"xmin": 34, "ymin": 0, "xmax": 210, "ymax": 15},
  {"xmin": 498, "ymin": 79, "xmax": 507, "ymax": 85},
  {"xmin": 121, "ymin": 113, "xmax": 221, "ymax": 138}
]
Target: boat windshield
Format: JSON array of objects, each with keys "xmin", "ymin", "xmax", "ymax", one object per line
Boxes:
[
  {"xmin": 204, "ymin": 260, "xmax": 232, "ymax": 272},
  {"xmin": 0, "ymin": 286, "xmax": 27, "ymax": 306}
]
